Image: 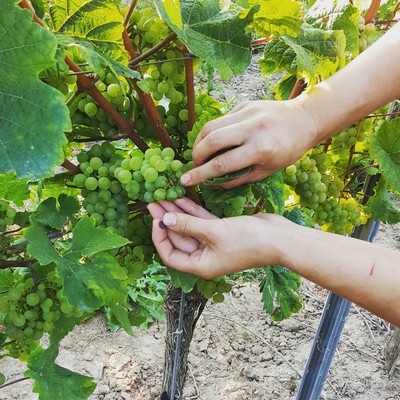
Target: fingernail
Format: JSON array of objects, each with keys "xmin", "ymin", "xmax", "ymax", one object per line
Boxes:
[
  {"xmin": 163, "ymin": 213, "xmax": 177, "ymax": 227},
  {"xmin": 180, "ymin": 173, "xmax": 190, "ymax": 185},
  {"xmin": 159, "ymin": 221, "xmax": 166, "ymax": 229}
]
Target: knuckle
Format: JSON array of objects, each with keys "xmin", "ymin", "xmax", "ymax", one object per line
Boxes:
[{"xmin": 212, "ymin": 156, "xmax": 227, "ymax": 173}]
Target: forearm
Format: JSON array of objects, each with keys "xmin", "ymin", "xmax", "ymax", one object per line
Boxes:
[
  {"xmin": 272, "ymin": 223, "xmax": 400, "ymax": 326},
  {"xmin": 297, "ymin": 22, "xmax": 400, "ymax": 144}
]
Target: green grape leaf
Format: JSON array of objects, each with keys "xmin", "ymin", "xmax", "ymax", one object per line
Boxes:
[
  {"xmin": 260, "ymin": 24, "xmax": 346, "ymax": 87},
  {"xmin": 26, "ymin": 217, "xmax": 130, "ymax": 312},
  {"xmin": 26, "ymin": 315, "xmax": 95, "ymax": 400},
  {"xmin": 0, "ymin": 371, "xmax": 5, "ymax": 386},
  {"xmin": 31, "ymin": 194, "xmax": 79, "ymax": 230},
  {"xmin": 369, "ymin": 119, "xmax": 400, "ymax": 191},
  {"xmin": 155, "ymin": 0, "xmax": 259, "ymax": 79},
  {"xmin": 47, "ymin": 0, "xmax": 128, "ymax": 64},
  {"xmin": 0, "ymin": 270, "xmax": 14, "ymax": 292},
  {"xmin": 0, "ymin": 0, "xmax": 70, "ymax": 179},
  {"xmin": 273, "ymin": 73, "xmax": 297, "ymax": 100},
  {"xmin": 253, "ymin": 173, "xmax": 285, "ymax": 215},
  {"xmin": 250, "ymin": 0, "xmax": 303, "ymax": 38},
  {"xmin": 167, "ymin": 268, "xmax": 198, "ymax": 293},
  {"xmin": 366, "ymin": 177, "xmax": 400, "ymax": 224},
  {"xmin": 68, "ymin": 217, "xmax": 129, "ymax": 258},
  {"xmin": 32, "ymin": 197, "xmax": 68, "ymax": 230},
  {"xmin": 0, "ymin": 174, "xmax": 30, "ymax": 206},
  {"xmin": 36, "ymin": 174, "xmax": 80, "ymax": 201},
  {"xmin": 56, "ymin": 35, "xmax": 140, "ymax": 80},
  {"xmin": 108, "ymin": 303, "xmax": 133, "ymax": 335},
  {"xmin": 260, "ymin": 265, "xmax": 302, "ymax": 321},
  {"xmin": 306, "ymin": 1, "xmax": 360, "ymax": 56}
]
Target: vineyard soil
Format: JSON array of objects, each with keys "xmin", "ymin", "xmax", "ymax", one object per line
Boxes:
[{"xmin": 2, "ymin": 57, "xmax": 400, "ymax": 400}]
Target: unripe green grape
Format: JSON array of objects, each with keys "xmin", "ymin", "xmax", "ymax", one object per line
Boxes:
[
  {"xmin": 129, "ymin": 157, "xmax": 142, "ymax": 170},
  {"xmin": 160, "ymin": 61, "xmax": 174, "ymax": 76},
  {"xmin": 118, "ymin": 169, "xmax": 132, "ymax": 184},
  {"xmin": 178, "ymin": 109, "xmax": 188, "ymax": 121},
  {"xmin": 154, "ymin": 188, "xmax": 166, "ymax": 201},
  {"xmin": 84, "ymin": 102, "xmax": 98, "ymax": 117},
  {"xmin": 85, "ymin": 177, "xmax": 98, "ymax": 191},
  {"xmin": 144, "ymin": 168, "xmax": 158, "ymax": 183},
  {"xmin": 104, "ymin": 208, "xmax": 117, "ymax": 221},
  {"xmin": 94, "ymin": 202, "xmax": 107, "ymax": 214},
  {"xmin": 107, "ymin": 83, "xmax": 120, "ymax": 97},
  {"xmin": 26, "ymin": 293, "xmax": 40, "ymax": 307},
  {"xmin": 166, "ymin": 188, "xmax": 178, "ymax": 201},
  {"xmin": 89, "ymin": 144, "xmax": 103, "ymax": 157},
  {"xmin": 144, "ymin": 191, "xmax": 155, "ymax": 203},
  {"xmin": 171, "ymin": 160, "xmax": 183, "ymax": 171}
]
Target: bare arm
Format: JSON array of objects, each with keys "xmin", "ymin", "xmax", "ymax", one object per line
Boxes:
[
  {"xmin": 297, "ymin": 21, "xmax": 400, "ymax": 144},
  {"xmin": 182, "ymin": 22, "xmax": 400, "ymax": 188},
  {"xmin": 149, "ymin": 198, "xmax": 400, "ymax": 327}
]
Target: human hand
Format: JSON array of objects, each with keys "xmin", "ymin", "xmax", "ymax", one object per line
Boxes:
[
  {"xmin": 179, "ymin": 99, "xmax": 319, "ymax": 188},
  {"xmin": 148, "ymin": 197, "xmax": 289, "ymax": 279}
]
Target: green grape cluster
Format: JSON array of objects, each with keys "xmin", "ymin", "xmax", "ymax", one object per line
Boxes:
[
  {"xmin": 74, "ymin": 143, "xmax": 188, "ymax": 233},
  {"xmin": 69, "ymin": 72, "xmax": 132, "ymax": 136},
  {"xmin": 127, "ymin": 6, "xmax": 203, "ymax": 138},
  {"xmin": 196, "ymin": 277, "xmax": 232, "ymax": 302},
  {"xmin": 117, "ymin": 217, "xmax": 155, "ymax": 282},
  {"xmin": 0, "ymin": 199, "xmax": 16, "ymax": 232},
  {"xmin": 314, "ymin": 198, "xmax": 366, "ymax": 235},
  {"xmin": 113, "ymin": 146, "xmax": 188, "ymax": 203},
  {"xmin": 1, "ymin": 272, "xmax": 83, "ymax": 360},
  {"xmin": 331, "ymin": 125, "xmax": 365, "ymax": 152},
  {"xmin": 283, "ymin": 151, "xmax": 330, "ymax": 210},
  {"xmin": 73, "ymin": 142, "xmax": 131, "ymax": 235},
  {"xmin": 358, "ymin": 16, "xmax": 376, "ymax": 52}
]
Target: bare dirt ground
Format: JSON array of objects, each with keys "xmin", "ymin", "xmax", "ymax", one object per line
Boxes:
[{"xmin": 1, "ymin": 56, "xmax": 400, "ymax": 400}]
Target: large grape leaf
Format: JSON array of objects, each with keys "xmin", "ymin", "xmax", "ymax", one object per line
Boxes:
[
  {"xmin": 260, "ymin": 265, "xmax": 302, "ymax": 321},
  {"xmin": 25, "ymin": 217, "xmax": 130, "ymax": 313},
  {"xmin": 369, "ymin": 119, "xmax": 400, "ymax": 191},
  {"xmin": 155, "ymin": 0, "xmax": 259, "ymax": 79},
  {"xmin": 0, "ymin": 0, "xmax": 70, "ymax": 179},
  {"xmin": 47, "ymin": 0, "xmax": 128, "ymax": 64},
  {"xmin": 0, "ymin": 173, "xmax": 30, "ymax": 206},
  {"xmin": 306, "ymin": 0, "xmax": 360, "ymax": 57},
  {"xmin": 366, "ymin": 177, "xmax": 400, "ymax": 224},
  {"xmin": 26, "ymin": 315, "xmax": 96, "ymax": 400},
  {"xmin": 249, "ymin": 0, "xmax": 303, "ymax": 38},
  {"xmin": 260, "ymin": 24, "xmax": 346, "ymax": 87}
]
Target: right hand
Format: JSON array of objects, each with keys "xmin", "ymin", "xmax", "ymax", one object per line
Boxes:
[{"xmin": 180, "ymin": 98, "xmax": 319, "ymax": 188}]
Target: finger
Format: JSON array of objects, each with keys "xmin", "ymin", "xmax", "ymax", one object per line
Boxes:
[
  {"xmin": 174, "ymin": 197, "xmax": 217, "ymax": 220},
  {"xmin": 152, "ymin": 219, "xmax": 202, "ymax": 273},
  {"xmin": 147, "ymin": 202, "xmax": 168, "ymax": 219},
  {"xmin": 162, "ymin": 212, "xmax": 212, "ymax": 241},
  {"xmin": 193, "ymin": 122, "xmax": 244, "ymax": 167},
  {"xmin": 149, "ymin": 203, "xmax": 200, "ymax": 252},
  {"xmin": 180, "ymin": 145, "xmax": 255, "ymax": 187}
]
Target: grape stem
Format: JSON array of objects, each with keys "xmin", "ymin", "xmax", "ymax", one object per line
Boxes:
[
  {"xmin": 252, "ymin": 197, "xmax": 265, "ymax": 215},
  {"xmin": 72, "ymin": 134, "xmax": 124, "ymax": 143},
  {"xmin": 62, "ymin": 159, "xmax": 81, "ymax": 174},
  {"xmin": 0, "ymin": 377, "xmax": 30, "ymax": 389},
  {"xmin": 364, "ymin": 0, "xmax": 381, "ymax": 24},
  {"xmin": 123, "ymin": 0, "xmax": 138, "ymax": 27},
  {"xmin": 128, "ymin": 33, "xmax": 178, "ymax": 67},
  {"xmin": 289, "ymin": 78, "xmax": 306, "ymax": 99},
  {"xmin": 122, "ymin": 29, "xmax": 176, "ymax": 150},
  {"xmin": 0, "ymin": 259, "xmax": 36, "ymax": 270},
  {"xmin": 366, "ymin": 111, "xmax": 400, "ymax": 118},
  {"xmin": 182, "ymin": 45, "xmax": 196, "ymax": 131}
]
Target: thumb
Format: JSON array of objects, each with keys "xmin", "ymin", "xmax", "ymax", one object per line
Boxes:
[{"xmin": 162, "ymin": 212, "xmax": 211, "ymax": 240}]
